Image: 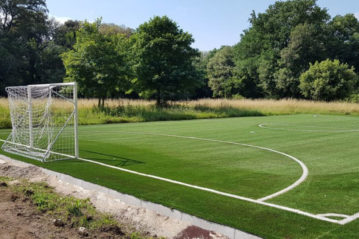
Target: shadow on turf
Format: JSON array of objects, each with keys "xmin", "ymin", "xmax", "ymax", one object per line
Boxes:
[{"xmin": 81, "ymin": 150, "xmax": 144, "ymax": 166}]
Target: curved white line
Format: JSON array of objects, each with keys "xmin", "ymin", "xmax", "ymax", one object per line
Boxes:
[
  {"xmin": 122, "ymin": 132, "xmax": 308, "ymax": 202},
  {"xmin": 78, "ymin": 155, "xmax": 339, "ymax": 223},
  {"xmin": 0, "ymin": 139, "xmax": 345, "ymax": 224},
  {"xmin": 1, "ymin": 132, "xmax": 308, "ymax": 201}
]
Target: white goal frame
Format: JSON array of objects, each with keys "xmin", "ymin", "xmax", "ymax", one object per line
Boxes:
[{"xmin": 2, "ymin": 82, "xmax": 79, "ymax": 162}]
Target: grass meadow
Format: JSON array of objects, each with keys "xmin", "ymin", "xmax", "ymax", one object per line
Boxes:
[
  {"xmin": 2, "ymin": 97, "xmax": 359, "ymax": 128},
  {"xmin": 1, "ymin": 114, "xmax": 359, "ymax": 238}
]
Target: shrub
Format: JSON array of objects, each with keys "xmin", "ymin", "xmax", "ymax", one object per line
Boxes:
[{"xmin": 299, "ymin": 59, "xmax": 358, "ymax": 101}]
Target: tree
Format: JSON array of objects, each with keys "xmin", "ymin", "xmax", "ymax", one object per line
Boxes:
[
  {"xmin": 132, "ymin": 16, "xmax": 200, "ymax": 106},
  {"xmin": 99, "ymin": 23, "xmax": 133, "ymax": 37},
  {"xmin": 190, "ymin": 51, "xmax": 214, "ymax": 99},
  {"xmin": 207, "ymin": 46, "xmax": 237, "ymax": 98},
  {"xmin": 0, "ymin": 0, "xmax": 49, "ymax": 95},
  {"xmin": 233, "ymin": 0, "xmax": 330, "ymax": 98},
  {"xmin": 0, "ymin": 0, "xmax": 48, "ymax": 34},
  {"xmin": 61, "ymin": 20, "xmax": 131, "ymax": 107},
  {"xmin": 274, "ymin": 23, "xmax": 327, "ymax": 97},
  {"xmin": 233, "ymin": 28, "xmax": 264, "ymax": 98},
  {"xmin": 52, "ymin": 20, "xmax": 80, "ymax": 49},
  {"xmin": 299, "ymin": 59, "xmax": 358, "ymax": 101},
  {"xmin": 327, "ymin": 14, "xmax": 359, "ymax": 72}
]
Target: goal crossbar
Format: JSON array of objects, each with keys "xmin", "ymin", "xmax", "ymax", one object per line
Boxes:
[{"xmin": 2, "ymin": 82, "xmax": 79, "ymax": 162}]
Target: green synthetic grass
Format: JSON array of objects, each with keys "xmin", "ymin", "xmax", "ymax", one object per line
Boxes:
[{"xmin": 1, "ymin": 114, "xmax": 359, "ymax": 238}]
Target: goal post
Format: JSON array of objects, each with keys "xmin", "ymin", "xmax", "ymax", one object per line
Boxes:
[{"xmin": 2, "ymin": 82, "xmax": 79, "ymax": 162}]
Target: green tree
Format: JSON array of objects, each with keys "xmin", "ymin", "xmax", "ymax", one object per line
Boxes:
[
  {"xmin": 132, "ymin": 16, "xmax": 200, "ymax": 106},
  {"xmin": 327, "ymin": 14, "xmax": 359, "ymax": 72},
  {"xmin": 0, "ymin": 0, "xmax": 48, "ymax": 33},
  {"xmin": 192, "ymin": 50, "xmax": 219, "ymax": 99},
  {"xmin": 299, "ymin": 59, "xmax": 358, "ymax": 101},
  {"xmin": 275, "ymin": 23, "xmax": 327, "ymax": 97},
  {"xmin": 52, "ymin": 20, "xmax": 81, "ymax": 49},
  {"xmin": 207, "ymin": 46, "xmax": 237, "ymax": 98},
  {"xmin": 61, "ymin": 20, "xmax": 131, "ymax": 107},
  {"xmin": 0, "ymin": 0, "xmax": 49, "ymax": 94},
  {"xmin": 233, "ymin": 0, "xmax": 329, "ymax": 98},
  {"xmin": 99, "ymin": 23, "xmax": 133, "ymax": 37}
]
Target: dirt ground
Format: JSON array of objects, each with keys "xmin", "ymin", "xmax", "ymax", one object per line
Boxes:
[
  {"xmin": 0, "ymin": 157, "xmax": 228, "ymax": 239},
  {"xmin": 0, "ymin": 181, "xmax": 127, "ymax": 239}
]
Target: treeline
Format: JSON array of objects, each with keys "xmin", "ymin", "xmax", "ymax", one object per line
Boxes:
[{"xmin": 1, "ymin": 0, "xmax": 359, "ymax": 105}]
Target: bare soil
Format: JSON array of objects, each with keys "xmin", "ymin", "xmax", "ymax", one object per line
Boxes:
[
  {"xmin": 0, "ymin": 182, "xmax": 127, "ymax": 239},
  {"xmin": 0, "ymin": 157, "xmax": 228, "ymax": 239}
]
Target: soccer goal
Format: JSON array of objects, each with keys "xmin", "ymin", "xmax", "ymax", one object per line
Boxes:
[{"xmin": 2, "ymin": 82, "xmax": 79, "ymax": 162}]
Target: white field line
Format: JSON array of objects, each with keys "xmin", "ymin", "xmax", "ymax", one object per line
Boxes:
[
  {"xmin": 317, "ymin": 213, "xmax": 349, "ymax": 219},
  {"xmin": 76, "ymin": 155, "xmax": 341, "ymax": 224},
  {"xmin": 258, "ymin": 123, "xmax": 359, "ymax": 133},
  {"xmin": 0, "ymin": 137, "xmax": 355, "ymax": 225},
  {"xmin": 339, "ymin": 212, "xmax": 359, "ymax": 225},
  {"xmin": 123, "ymin": 132, "xmax": 309, "ymax": 202},
  {"xmin": 80, "ymin": 131, "xmax": 308, "ymax": 202}
]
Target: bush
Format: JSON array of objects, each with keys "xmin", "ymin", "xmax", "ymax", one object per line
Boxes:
[
  {"xmin": 346, "ymin": 93, "xmax": 359, "ymax": 103},
  {"xmin": 299, "ymin": 59, "xmax": 358, "ymax": 101}
]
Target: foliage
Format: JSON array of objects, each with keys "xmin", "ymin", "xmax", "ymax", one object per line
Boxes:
[
  {"xmin": 275, "ymin": 23, "xmax": 327, "ymax": 97},
  {"xmin": 0, "ymin": 0, "xmax": 50, "ymax": 95},
  {"xmin": 207, "ymin": 46, "xmax": 238, "ymax": 98},
  {"xmin": 62, "ymin": 20, "xmax": 132, "ymax": 107},
  {"xmin": 1, "ymin": 0, "xmax": 359, "ymax": 102},
  {"xmin": 132, "ymin": 16, "xmax": 200, "ymax": 106},
  {"xmin": 52, "ymin": 20, "xmax": 80, "ymax": 49},
  {"xmin": 99, "ymin": 23, "xmax": 134, "ymax": 37},
  {"xmin": 191, "ymin": 51, "xmax": 215, "ymax": 99},
  {"xmin": 299, "ymin": 59, "xmax": 358, "ymax": 101},
  {"xmin": 233, "ymin": 0, "xmax": 330, "ymax": 98},
  {"xmin": 327, "ymin": 14, "xmax": 359, "ymax": 72}
]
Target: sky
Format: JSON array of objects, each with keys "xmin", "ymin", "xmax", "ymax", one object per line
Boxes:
[{"xmin": 47, "ymin": 0, "xmax": 359, "ymax": 51}]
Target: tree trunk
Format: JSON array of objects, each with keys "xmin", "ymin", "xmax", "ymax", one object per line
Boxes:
[
  {"xmin": 101, "ymin": 98, "xmax": 105, "ymax": 108},
  {"xmin": 98, "ymin": 97, "xmax": 105, "ymax": 108},
  {"xmin": 156, "ymin": 89, "xmax": 161, "ymax": 107}
]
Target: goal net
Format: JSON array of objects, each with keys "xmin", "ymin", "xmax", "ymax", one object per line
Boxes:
[{"xmin": 2, "ymin": 82, "xmax": 79, "ymax": 162}]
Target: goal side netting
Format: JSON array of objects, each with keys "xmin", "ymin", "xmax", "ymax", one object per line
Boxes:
[{"xmin": 1, "ymin": 82, "xmax": 79, "ymax": 162}]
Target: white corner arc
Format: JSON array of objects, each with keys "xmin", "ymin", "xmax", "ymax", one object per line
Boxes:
[{"xmin": 135, "ymin": 133, "xmax": 308, "ymax": 202}]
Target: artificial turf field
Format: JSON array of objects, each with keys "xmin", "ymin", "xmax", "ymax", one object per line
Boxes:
[{"xmin": 1, "ymin": 114, "xmax": 359, "ymax": 238}]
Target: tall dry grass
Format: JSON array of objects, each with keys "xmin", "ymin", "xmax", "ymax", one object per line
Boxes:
[
  {"xmin": 179, "ymin": 98, "xmax": 359, "ymax": 115},
  {"xmin": 0, "ymin": 98, "xmax": 10, "ymax": 128},
  {"xmin": 1, "ymin": 97, "xmax": 359, "ymax": 129}
]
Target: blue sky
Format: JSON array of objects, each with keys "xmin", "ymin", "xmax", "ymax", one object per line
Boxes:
[{"xmin": 47, "ymin": 0, "xmax": 359, "ymax": 51}]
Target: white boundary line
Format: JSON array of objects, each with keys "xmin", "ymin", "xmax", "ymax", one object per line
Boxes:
[
  {"xmin": 79, "ymin": 130, "xmax": 309, "ymax": 202},
  {"xmin": 76, "ymin": 155, "xmax": 342, "ymax": 224},
  {"xmin": 0, "ymin": 135, "xmax": 357, "ymax": 225},
  {"xmin": 317, "ymin": 213, "xmax": 349, "ymax": 219},
  {"xmin": 125, "ymin": 132, "xmax": 309, "ymax": 202}
]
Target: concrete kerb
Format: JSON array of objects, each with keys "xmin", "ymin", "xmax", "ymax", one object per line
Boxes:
[{"xmin": 0, "ymin": 155, "xmax": 261, "ymax": 239}]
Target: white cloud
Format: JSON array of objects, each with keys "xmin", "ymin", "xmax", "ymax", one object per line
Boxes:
[
  {"xmin": 49, "ymin": 14, "xmax": 71, "ymax": 24},
  {"xmin": 355, "ymin": 13, "xmax": 359, "ymax": 20}
]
